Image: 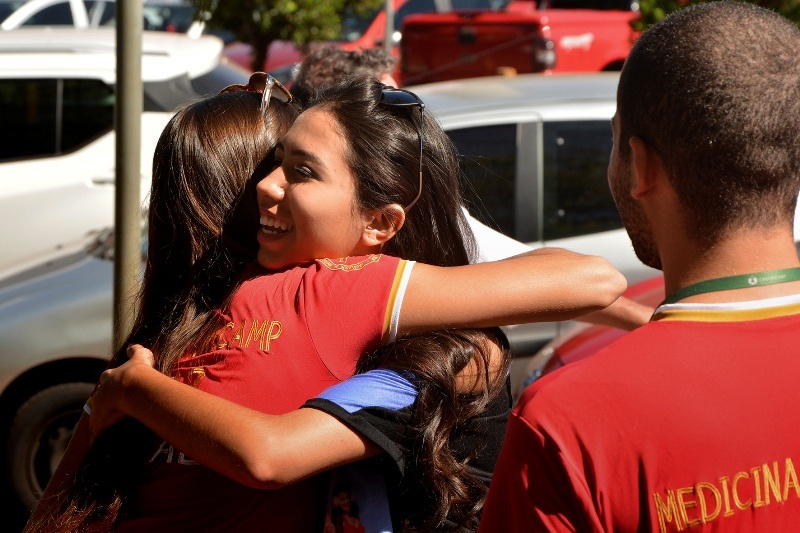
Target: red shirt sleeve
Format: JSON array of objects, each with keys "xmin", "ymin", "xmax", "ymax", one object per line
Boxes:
[{"xmin": 300, "ymin": 254, "xmax": 412, "ymax": 380}]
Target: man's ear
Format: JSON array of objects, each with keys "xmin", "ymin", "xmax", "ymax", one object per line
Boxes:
[
  {"xmin": 361, "ymin": 204, "xmax": 406, "ymax": 247},
  {"xmin": 629, "ymin": 136, "xmax": 665, "ymax": 199}
]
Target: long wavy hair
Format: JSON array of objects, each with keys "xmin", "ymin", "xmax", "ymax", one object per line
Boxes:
[
  {"xmin": 357, "ymin": 328, "xmax": 511, "ymax": 532},
  {"xmin": 24, "ymin": 91, "xmax": 299, "ymax": 533},
  {"xmin": 308, "ymin": 78, "xmax": 505, "ymax": 531},
  {"xmin": 307, "ymin": 76, "xmax": 477, "ymax": 267}
]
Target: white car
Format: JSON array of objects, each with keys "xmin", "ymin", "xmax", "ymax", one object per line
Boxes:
[
  {"xmin": 0, "ymin": 27, "xmax": 249, "ymax": 280},
  {"xmin": 1, "ymin": 0, "xmax": 205, "ymax": 35}
]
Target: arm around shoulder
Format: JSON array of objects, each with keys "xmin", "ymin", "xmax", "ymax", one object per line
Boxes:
[
  {"xmin": 88, "ymin": 352, "xmax": 379, "ymax": 490},
  {"xmin": 400, "ymin": 248, "xmax": 627, "ymax": 334}
]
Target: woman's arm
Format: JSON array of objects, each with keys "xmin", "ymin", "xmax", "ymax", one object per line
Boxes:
[
  {"xmin": 576, "ymin": 295, "xmax": 654, "ymax": 330},
  {"xmin": 88, "ymin": 346, "xmax": 380, "ymax": 490},
  {"xmin": 399, "ymin": 248, "xmax": 627, "ymax": 334},
  {"xmin": 464, "ymin": 214, "xmax": 650, "ymax": 331}
]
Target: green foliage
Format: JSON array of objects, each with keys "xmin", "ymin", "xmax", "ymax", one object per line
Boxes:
[
  {"xmin": 191, "ymin": 0, "xmax": 383, "ymax": 70},
  {"xmin": 634, "ymin": 0, "xmax": 800, "ymax": 32}
]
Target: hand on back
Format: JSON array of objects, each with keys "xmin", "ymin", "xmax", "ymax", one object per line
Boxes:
[{"xmin": 88, "ymin": 344, "xmax": 157, "ymax": 440}]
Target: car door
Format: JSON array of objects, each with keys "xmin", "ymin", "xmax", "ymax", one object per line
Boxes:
[
  {"xmin": 445, "ymin": 116, "xmax": 562, "ymax": 354},
  {"xmin": 442, "ymin": 105, "xmax": 658, "ymax": 352},
  {"xmin": 0, "ymin": 76, "xmax": 166, "ymax": 280}
]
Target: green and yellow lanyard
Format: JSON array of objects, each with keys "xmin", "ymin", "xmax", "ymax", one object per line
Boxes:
[{"xmin": 660, "ymin": 267, "xmax": 800, "ymax": 306}]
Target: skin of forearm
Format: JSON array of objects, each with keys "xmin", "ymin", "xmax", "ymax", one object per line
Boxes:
[
  {"xmin": 401, "ymin": 248, "xmax": 627, "ymax": 333},
  {"xmin": 454, "ymin": 338, "xmax": 508, "ymax": 393},
  {"xmin": 107, "ymin": 364, "xmax": 376, "ymax": 489},
  {"xmin": 578, "ymin": 295, "xmax": 655, "ymax": 330}
]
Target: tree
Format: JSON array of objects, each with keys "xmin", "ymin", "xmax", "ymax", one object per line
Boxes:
[
  {"xmin": 191, "ymin": 0, "xmax": 383, "ymax": 72},
  {"xmin": 634, "ymin": 0, "xmax": 800, "ymax": 32}
]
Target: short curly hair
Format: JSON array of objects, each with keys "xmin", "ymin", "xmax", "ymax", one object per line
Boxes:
[
  {"xmin": 290, "ymin": 43, "xmax": 397, "ymax": 106},
  {"xmin": 617, "ymin": 1, "xmax": 800, "ymax": 245}
]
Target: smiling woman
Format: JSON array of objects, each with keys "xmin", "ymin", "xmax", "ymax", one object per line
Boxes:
[{"xmin": 255, "ymin": 108, "xmax": 370, "ymax": 271}]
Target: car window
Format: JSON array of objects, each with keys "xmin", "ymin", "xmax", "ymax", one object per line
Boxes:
[
  {"xmin": 541, "ymin": 120, "xmax": 621, "ymax": 240},
  {"xmin": 394, "ymin": 0, "xmax": 509, "ymax": 28},
  {"xmin": 188, "ymin": 62, "xmax": 251, "ymax": 98},
  {"xmin": 142, "ymin": 4, "xmax": 195, "ymax": 31},
  {"xmin": 20, "ymin": 1, "xmax": 73, "ymax": 25},
  {"xmin": 0, "ymin": 2, "xmax": 25, "ymax": 21},
  {"xmin": 140, "ymin": 64, "xmax": 249, "ymax": 112},
  {"xmin": 339, "ymin": 5, "xmax": 381, "ymax": 42},
  {"xmin": 448, "ymin": 123, "xmax": 517, "ymax": 238},
  {"xmin": 85, "ymin": 0, "xmax": 115, "ymax": 26},
  {"xmin": 0, "ymin": 78, "xmax": 114, "ymax": 161}
]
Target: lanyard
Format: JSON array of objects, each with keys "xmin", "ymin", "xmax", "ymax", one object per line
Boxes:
[{"xmin": 660, "ymin": 267, "xmax": 800, "ymax": 305}]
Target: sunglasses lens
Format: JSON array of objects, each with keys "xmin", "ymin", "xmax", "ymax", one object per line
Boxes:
[
  {"xmin": 379, "ymin": 88, "xmax": 425, "ymax": 212},
  {"xmin": 380, "ymin": 89, "xmax": 422, "ymax": 106}
]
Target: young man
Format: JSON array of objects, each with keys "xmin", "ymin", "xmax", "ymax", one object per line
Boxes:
[{"xmin": 479, "ymin": 2, "xmax": 800, "ymax": 532}]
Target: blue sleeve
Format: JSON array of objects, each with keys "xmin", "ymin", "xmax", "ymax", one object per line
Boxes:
[{"xmin": 303, "ymin": 369, "xmax": 419, "ymax": 474}]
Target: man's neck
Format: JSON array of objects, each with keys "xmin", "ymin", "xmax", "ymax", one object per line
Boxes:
[{"xmin": 661, "ymin": 228, "xmax": 800, "ymax": 303}]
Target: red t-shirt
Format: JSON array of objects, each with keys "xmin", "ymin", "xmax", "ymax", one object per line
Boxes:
[
  {"xmin": 480, "ymin": 296, "xmax": 800, "ymax": 533},
  {"xmin": 172, "ymin": 254, "xmax": 412, "ymax": 413},
  {"xmin": 116, "ymin": 254, "xmax": 413, "ymax": 532}
]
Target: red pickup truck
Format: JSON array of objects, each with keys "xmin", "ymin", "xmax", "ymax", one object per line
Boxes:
[
  {"xmin": 223, "ymin": 0, "xmax": 432, "ymax": 81},
  {"xmin": 223, "ymin": 0, "xmax": 639, "ymax": 86},
  {"xmin": 400, "ymin": 0, "xmax": 640, "ymax": 85}
]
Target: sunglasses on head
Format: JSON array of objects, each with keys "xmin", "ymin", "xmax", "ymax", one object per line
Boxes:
[
  {"xmin": 219, "ymin": 72, "xmax": 293, "ymax": 119},
  {"xmin": 379, "ymin": 86, "xmax": 425, "ymax": 213}
]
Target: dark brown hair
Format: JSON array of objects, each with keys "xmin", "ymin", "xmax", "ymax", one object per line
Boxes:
[
  {"xmin": 617, "ymin": 1, "xmax": 800, "ymax": 246},
  {"xmin": 24, "ymin": 91, "xmax": 299, "ymax": 533},
  {"xmin": 291, "ymin": 43, "xmax": 397, "ymax": 106},
  {"xmin": 133, "ymin": 90, "xmax": 298, "ymax": 373},
  {"xmin": 309, "ymin": 76, "xmax": 477, "ymax": 267},
  {"xmin": 357, "ymin": 328, "xmax": 511, "ymax": 532}
]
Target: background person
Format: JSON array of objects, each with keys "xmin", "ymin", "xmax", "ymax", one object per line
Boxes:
[
  {"xmin": 290, "ymin": 43, "xmax": 400, "ymax": 107},
  {"xmin": 479, "ymin": 2, "xmax": 800, "ymax": 531}
]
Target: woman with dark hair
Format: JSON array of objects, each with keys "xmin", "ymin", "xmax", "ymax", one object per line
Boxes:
[{"xmin": 26, "ymin": 75, "xmax": 630, "ymax": 532}]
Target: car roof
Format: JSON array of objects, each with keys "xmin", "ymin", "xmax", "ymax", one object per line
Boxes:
[
  {"xmin": 406, "ymin": 72, "xmax": 619, "ymax": 126},
  {"xmin": 0, "ymin": 27, "xmax": 223, "ymax": 82}
]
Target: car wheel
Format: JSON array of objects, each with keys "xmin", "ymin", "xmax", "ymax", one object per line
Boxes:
[{"xmin": 7, "ymin": 382, "xmax": 95, "ymax": 511}]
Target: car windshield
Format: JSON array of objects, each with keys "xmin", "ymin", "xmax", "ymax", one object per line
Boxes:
[
  {"xmin": 90, "ymin": 0, "xmax": 198, "ymax": 31},
  {"xmin": 0, "ymin": 1, "xmax": 24, "ymax": 21}
]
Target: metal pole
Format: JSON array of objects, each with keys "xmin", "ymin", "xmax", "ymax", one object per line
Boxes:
[
  {"xmin": 113, "ymin": 0, "xmax": 143, "ymax": 351},
  {"xmin": 384, "ymin": 0, "xmax": 394, "ymax": 56}
]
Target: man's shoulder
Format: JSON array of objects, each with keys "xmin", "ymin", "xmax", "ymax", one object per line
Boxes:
[{"xmin": 513, "ymin": 322, "xmax": 668, "ymax": 417}]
